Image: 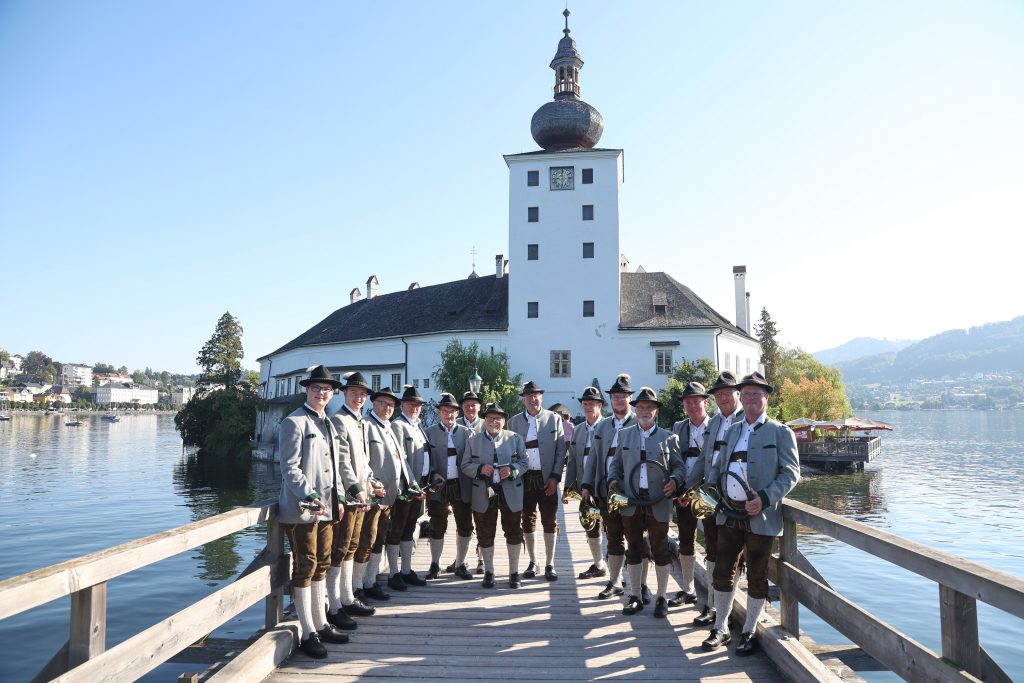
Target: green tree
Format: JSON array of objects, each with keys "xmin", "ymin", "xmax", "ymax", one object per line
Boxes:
[
  {"xmin": 93, "ymin": 362, "xmax": 116, "ymax": 374},
  {"xmin": 776, "ymin": 347, "xmax": 852, "ymax": 419},
  {"xmin": 754, "ymin": 308, "xmax": 782, "ymax": 387},
  {"xmin": 197, "ymin": 312, "xmax": 244, "ymax": 388},
  {"xmin": 159, "ymin": 371, "xmax": 171, "ymax": 386},
  {"xmin": 432, "ymin": 339, "xmax": 523, "ymax": 416},
  {"xmin": 0, "ymin": 349, "xmax": 10, "ymax": 364},
  {"xmin": 131, "ymin": 370, "xmax": 147, "ymax": 384},
  {"xmin": 656, "ymin": 357, "xmax": 719, "ymax": 427},
  {"xmin": 24, "ymin": 351, "xmax": 59, "ymax": 383}
]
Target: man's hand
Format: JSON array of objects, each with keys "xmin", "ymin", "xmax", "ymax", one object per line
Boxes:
[
  {"xmin": 663, "ymin": 479, "xmax": 678, "ymax": 497},
  {"xmin": 481, "ymin": 463, "xmax": 494, "ymax": 477},
  {"xmin": 499, "ymin": 466, "xmax": 512, "ymax": 481},
  {"xmin": 745, "ymin": 496, "xmax": 763, "ymax": 516},
  {"xmin": 544, "ymin": 478, "xmax": 558, "ymax": 497}
]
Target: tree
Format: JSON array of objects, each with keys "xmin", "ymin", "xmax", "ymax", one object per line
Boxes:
[
  {"xmin": 94, "ymin": 363, "xmax": 116, "ymax": 374},
  {"xmin": 779, "ymin": 377, "xmax": 849, "ymax": 422},
  {"xmin": 656, "ymin": 356, "xmax": 719, "ymax": 427},
  {"xmin": 159, "ymin": 371, "xmax": 171, "ymax": 386},
  {"xmin": 432, "ymin": 339, "xmax": 523, "ymax": 416},
  {"xmin": 754, "ymin": 308, "xmax": 782, "ymax": 386},
  {"xmin": 197, "ymin": 312, "xmax": 244, "ymax": 388},
  {"xmin": 24, "ymin": 351, "xmax": 59, "ymax": 382},
  {"xmin": 0, "ymin": 349, "xmax": 10, "ymax": 364},
  {"xmin": 132, "ymin": 370, "xmax": 147, "ymax": 384}
]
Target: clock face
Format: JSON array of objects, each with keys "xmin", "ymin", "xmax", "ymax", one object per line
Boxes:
[{"xmin": 550, "ymin": 166, "xmax": 574, "ymax": 190}]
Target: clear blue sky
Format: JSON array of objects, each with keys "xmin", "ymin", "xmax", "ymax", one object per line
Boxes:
[{"xmin": 2, "ymin": 1, "xmax": 1022, "ymax": 374}]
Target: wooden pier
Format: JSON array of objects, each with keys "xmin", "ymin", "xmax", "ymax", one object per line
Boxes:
[{"xmin": 796, "ymin": 436, "xmax": 881, "ymax": 471}]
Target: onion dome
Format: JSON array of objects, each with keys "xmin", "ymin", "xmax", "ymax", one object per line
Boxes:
[{"xmin": 530, "ymin": 9, "xmax": 604, "ymax": 150}]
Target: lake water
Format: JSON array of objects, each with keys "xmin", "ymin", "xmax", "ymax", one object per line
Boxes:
[{"xmin": 1, "ymin": 410, "xmax": 1021, "ymax": 681}]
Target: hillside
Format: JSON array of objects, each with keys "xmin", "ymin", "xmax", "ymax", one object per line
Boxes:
[{"xmin": 814, "ymin": 337, "xmax": 915, "ymax": 365}]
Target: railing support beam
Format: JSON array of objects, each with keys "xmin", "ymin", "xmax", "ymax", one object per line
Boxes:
[
  {"xmin": 69, "ymin": 583, "xmax": 106, "ymax": 667},
  {"xmin": 940, "ymin": 585, "xmax": 980, "ymax": 677},
  {"xmin": 265, "ymin": 518, "xmax": 285, "ymax": 629},
  {"xmin": 779, "ymin": 518, "xmax": 799, "ymax": 638}
]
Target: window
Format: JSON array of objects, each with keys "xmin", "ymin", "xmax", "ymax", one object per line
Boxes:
[
  {"xmin": 527, "ymin": 244, "xmax": 539, "ymax": 260},
  {"xmin": 423, "ymin": 378, "xmax": 430, "ymax": 389},
  {"xmin": 371, "ymin": 374, "xmax": 381, "ymax": 392},
  {"xmin": 583, "ymin": 300, "xmax": 595, "ymax": 317},
  {"xmin": 331, "ymin": 373, "xmax": 341, "ymax": 383},
  {"xmin": 413, "ymin": 379, "xmax": 419, "ymax": 388},
  {"xmin": 551, "ymin": 350, "xmax": 571, "ymax": 378},
  {"xmin": 527, "ymin": 170, "xmax": 539, "ymax": 186},
  {"xmin": 528, "ymin": 207, "xmax": 539, "ymax": 222},
  {"xmin": 391, "ymin": 374, "xmax": 401, "ymax": 392},
  {"xmin": 653, "ymin": 293, "xmax": 668, "ymax": 315},
  {"xmin": 583, "ymin": 242, "xmax": 594, "ymax": 258},
  {"xmin": 295, "ymin": 376, "xmax": 303, "ymax": 393},
  {"xmin": 746, "ymin": 358, "xmax": 752, "ymax": 373},
  {"xmin": 582, "ymin": 168, "xmax": 593, "ymax": 184},
  {"xmin": 527, "ymin": 301, "xmax": 539, "ymax": 318},
  {"xmin": 656, "ymin": 349, "xmax": 673, "ymax": 375},
  {"xmin": 582, "ymin": 205, "xmax": 594, "ymax": 221},
  {"xmin": 725, "ymin": 352, "xmax": 732, "ymax": 372}
]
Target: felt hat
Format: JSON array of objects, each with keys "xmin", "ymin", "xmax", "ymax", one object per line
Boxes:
[
  {"xmin": 577, "ymin": 386, "xmax": 606, "ymax": 404},
  {"xmin": 629, "ymin": 386, "xmax": 662, "ymax": 407},
  {"xmin": 481, "ymin": 402, "xmax": 508, "ymax": 419},
  {"xmin": 737, "ymin": 371, "xmax": 773, "ymax": 395},
  {"xmin": 300, "ymin": 365, "xmax": 341, "ymax": 390},
  {"xmin": 459, "ymin": 390, "xmax": 482, "ymax": 406},
  {"xmin": 437, "ymin": 392, "xmax": 460, "ymax": 408},
  {"xmin": 709, "ymin": 371, "xmax": 740, "ymax": 393},
  {"xmin": 371, "ymin": 386, "xmax": 400, "ymax": 407},
  {"xmin": 607, "ymin": 373, "xmax": 634, "ymax": 395},
  {"xmin": 679, "ymin": 381, "xmax": 710, "ymax": 400},
  {"xmin": 340, "ymin": 371, "xmax": 371, "ymax": 392},
  {"xmin": 400, "ymin": 384, "xmax": 424, "ymax": 403},
  {"xmin": 520, "ymin": 380, "xmax": 544, "ymax": 396}
]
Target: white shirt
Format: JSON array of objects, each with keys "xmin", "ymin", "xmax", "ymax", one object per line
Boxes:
[
  {"xmin": 607, "ymin": 413, "xmax": 630, "ymax": 473},
  {"xmin": 711, "ymin": 411, "xmax": 739, "ymax": 467},
  {"xmin": 685, "ymin": 417, "xmax": 708, "ymax": 478},
  {"xmin": 726, "ymin": 412, "xmax": 767, "ymax": 501},
  {"xmin": 445, "ymin": 426, "xmax": 459, "ymax": 479},
  {"xmin": 525, "ymin": 412, "xmax": 542, "ymax": 470},
  {"xmin": 638, "ymin": 423, "xmax": 657, "ymax": 489},
  {"xmin": 582, "ymin": 420, "xmax": 598, "ymax": 472}
]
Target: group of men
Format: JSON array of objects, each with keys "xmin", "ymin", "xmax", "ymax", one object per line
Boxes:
[{"xmin": 278, "ymin": 364, "xmax": 799, "ymax": 660}]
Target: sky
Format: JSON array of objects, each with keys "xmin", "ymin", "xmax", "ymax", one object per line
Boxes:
[{"xmin": 2, "ymin": 1, "xmax": 1023, "ymax": 374}]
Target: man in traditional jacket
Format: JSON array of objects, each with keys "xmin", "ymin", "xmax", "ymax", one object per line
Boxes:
[
  {"xmin": 458, "ymin": 390, "xmax": 484, "ymax": 432},
  {"xmin": 463, "ymin": 402, "xmax": 527, "ymax": 588},
  {"xmin": 387, "ymin": 385, "xmax": 429, "ymax": 591},
  {"xmin": 668, "ymin": 381, "xmax": 710, "ymax": 608},
  {"xmin": 566, "ymin": 385, "xmax": 607, "ymax": 579},
  {"xmin": 424, "ymin": 392, "xmax": 475, "ymax": 579},
  {"xmin": 508, "ymin": 380, "xmax": 566, "ymax": 581},
  {"xmin": 702, "ymin": 372, "xmax": 800, "ymax": 656},
  {"xmin": 328, "ymin": 372, "xmax": 378, "ymax": 622},
  {"xmin": 679, "ymin": 371, "xmax": 743, "ymax": 624},
  {"xmin": 277, "ymin": 365, "xmax": 351, "ymax": 658},
  {"xmin": 607, "ymin": 387, "xmax": 685, "ymax": 618},
  {"xmin": 581, "ymin": 373, "xmax": 639, "ymax": 600}
]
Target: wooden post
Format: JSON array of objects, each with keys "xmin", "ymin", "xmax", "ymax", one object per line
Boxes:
[
  {"xmin": 265, "ymin": 518, "xmax": 285, "ymax": 629},
  {"xmin": 69, "ymin": 583, "xmax": 106, "ymax": 667},
  {"xmin": 939, "ymin": 584, "xmax": 980, "ymax": 677},
  {"xmin": 779, "ymin": 517, "xmax": 799, "ymax": 638}
]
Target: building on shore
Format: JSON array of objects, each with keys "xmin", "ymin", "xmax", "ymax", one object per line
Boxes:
[
  {"xmin": 60, "ymin": 363, "xmax": 93, "ymax": 388},
  {"xmin": 171, "ymin": 385, "xmax": 198, "ymax": 408},
  {"xmin": 254, "ymin": 11, "xmax": 760, "ymax": 449},
  {"xmin": 95, "ymin": 383, "xmax": 159, "ymax": 406}
]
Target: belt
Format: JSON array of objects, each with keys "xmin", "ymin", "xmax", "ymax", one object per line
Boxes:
[
  {"xmin": 729, "ymin": 450, "xmax": 748, "ymax": 463},
  {"xmin": 524, "ymin": 439, "xmax": 540, "ymax": 449},
  {"xmin": 446, "ymin": 447, "xmax": 457, "ymax": 456}
]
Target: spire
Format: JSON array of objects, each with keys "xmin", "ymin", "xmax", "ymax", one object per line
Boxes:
[{"xmin": 551, "ymin": 9, "xmax": 583, "ymax": 99}]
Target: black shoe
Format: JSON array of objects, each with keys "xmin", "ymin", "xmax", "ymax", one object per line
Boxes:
[
  {"xmin": 544, "ymin": 565, "xmax": 558, "ymax": 581},
  {"xmin": 426, "ymin": 562, "xmax": 441, "ymax": 580},
  {"xmin": 299, "ymin": 633, "xmax": 327, "ymax": 659},
  {"xmin": 597, "ymin": 582, "xmax": 623, "ymax": 599},
  {"xmin": 482, "ymin": 571, "xmax": 495, "ymax": 588},
  {"xmin": 445, "ymin": 561, "xmax": 457, "ymax": 573},
  {"xmin": 344, "ymin": 599, "xmax": 375, "ymax": 617},
  {"xmin": 653, "ymin": 596, "xmax": 668, "ymax": 618},
  {"xmin": 622, "ymin": 595, "xmax": 644, "ymax": 615},
  {"xmin": 522, "ymin": 561, "xmax": 537, "ymax": 579},
  {"xmin": 736, "ymin": 632, "xmax": 759, "ymax": 656},
  {"xmin": 641, "ymin": 584, "xmax": 652, "ymax": 605},
  {"xmin": 578, "ymin": 563, "xmax": 607, "ymax": 579},
  {"xmin": 453, "ymin": 564, "xmax": 473, "ymax": 580},
  {"xmin": 702, "ymin": 628, "xmax": 732, "ymax": 651},
  {"xmin": 402, "ymin": 571, "xmax": 427, "ymax": 587},
  {"xmin": 692, "ymin": 606, "xmax": 716, "ymax": 627},
  {"xmin": 317, "ymin": 625, "xmax": 350, "ymax": 644},
  {"xmin": 475, "ymin": 559, "xmax": 485, "ymax": 574},
  {"xmin": 327, "ymin": 609, "xmax": 357, "ymax": 631},
  {"xmin": 509, "ymin": 572, "xmax": 522, "ymax": 589},
  {"xmin": 387, "ymin": 574, "xmax": 408, "ymax": 591},
  {"xmin": 363, "ymin": 585, "xmax": 390, "ymax": 601},
  {"xmin": 667, "ymin": 590, "xmax": 696, "ymax": 607}
]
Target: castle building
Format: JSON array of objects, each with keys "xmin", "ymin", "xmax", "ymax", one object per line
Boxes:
[{"xmin": 255, "ymin": 11, "xmax": 759, "ymax": 444}]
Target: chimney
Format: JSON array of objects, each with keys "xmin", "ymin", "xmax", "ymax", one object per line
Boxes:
[
  {"xmin": 350, "ymin": 288, "xmax": 362, "ymax": 304},
  {"xmin": 408, "ymin": 282, "xmax": 420, "ymax": 290},
  {"xmin": 366, "ymin": 275, "xmax": 379, "ymax": 299},
  {"xmin": 495, "ymin": 254, "xmax": 505, "ymax": 279},
  {"xmin": 620, "ymin": 253, "xmax": 629, "ymax": 272},
  {"xmin": 733, "ymin": 265, "xmax": 747, "ymax": 332}
]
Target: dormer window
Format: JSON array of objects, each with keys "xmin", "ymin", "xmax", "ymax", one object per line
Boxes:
[{"xmin": 653, "ymin": 293, "xmax": 668, "ymax": 315}]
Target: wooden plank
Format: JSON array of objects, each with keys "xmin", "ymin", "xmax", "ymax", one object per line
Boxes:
[
  {"xmin": 783, "ymin": 499, "xmax": 1024, "ymax": 620},
  {"xmin": 804, "ymin": 644, "xmax": 885, "ymax": 672},
  {"xmin": 0, "ymin": 500, "xmax": 278, "ymax": 621},
  {"xmin": 207, "ymin": 622, "xmax": 298, "ymax": 683},
  {"xmin": 68, "ymin": 583, "xmax": 106, "ymax": 666},
  {"xmin": 265, "ymin": 518, "xmax": 286, "ymax": 630},
  {"xmin": 939, "ymin": 585, "xmax": 980, "ymax": 677},
  {"xmin": 779, "ymin": 518, "xmax": 799, "ymax": 637},
  {"xmin": 54, "ymin": 556, "xmax": 288, "ymax": 683},
  {"xmin": 779, "ymin": 559, "xmax": 982, "ymax": 682}
]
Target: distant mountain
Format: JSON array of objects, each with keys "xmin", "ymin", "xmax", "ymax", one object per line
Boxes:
[
  {"xmin": 814, "ymin": 337, "xmax": 915, "ymax": 365},
  {"xmin": 835, "ymin": 316, "xmax": 1024, "ymax": 382}
]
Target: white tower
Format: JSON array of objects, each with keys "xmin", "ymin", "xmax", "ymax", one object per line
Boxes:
[{"xmin": 504, "ymin": 10, "xmax": 624, "ymax": 396}]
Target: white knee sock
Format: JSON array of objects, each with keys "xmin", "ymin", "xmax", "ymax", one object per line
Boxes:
[
  {"xmin": 366, "ymin": 552, "xmax": 381, "ymax": 588},
  {"xmin": 293, "ymin": 585, "xmax": 317, "ymax": 640},
  {"xmin": 482, "ymin": 545, "xmax": 495, "ymax": 573},
  {"xmin": 627, "ymin": 563, "xmax": 643, "ymax": 598},
  {"xmin": 641, "ymin": 558, "xmax": 650, "ymax": 587},
  {"xmin": 607, "ymin": 554, "xmax": 625, "ymax": 587},
  {"xmin": 507, "ymin": 542, "xmax": 521, "ymax": 575},
  {"xmin": 352, "ymin": 561, "xmax": 368, "ymax": 594},
  {"xmin": 400, "ymin": 540, "xmax": 414, "ymax": 574},
  {"xmin": 655, "ymin": 563, "xmax": 669, "ymax": 599},
  {"xmin": 713, "ymin": 587, "xmax": 737, "ymax": 631},
  {"xmin": 744, "ymin": 596, "xmax": 765, "ymax": 633},
  {"xmin": 524, "ymin": 532, "xmax": 536, "ymax": 562},
  {"xmin": 543, "ymin": 532, "xmax": 556, "ymax": 566},
  {"xmin": 326, "ymin": 565, "xmax": 343, "ymax": 613},
  {"xmin": 456, "ymin": 535, "xmax": 470, "ymax": 566},
  {"xmin": 386, "ymin": 544, "xmax": 401, "ymax": 578},
  {"xmin": 587, "ymin": 536, "xmax": 605, "ymax": 567},
  {"xmin": 702, "ymin": 559, "xmax": 716, "ymax": 608},
  {"xmin": 430, "ymin": 538, "xmax": 444, "ymax": 563},
  {"xmin": 310, "ymin": 579, "xmax": 328, "ymax": 631},
  {"xmin": 680, "ymin": 555, "xmax": 696, "ymax": 594},
  {"xmin": 340, "ymin": 559, "xmax": 355, "ymax": 605}
]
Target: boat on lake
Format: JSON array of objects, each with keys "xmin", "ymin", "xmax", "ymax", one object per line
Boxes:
[
  {"xmin": 65, "ymin": 418, "xmax": 83, "ymax": 427},
  {"xmin": 103, "ymin": 414, "xmax": 120, "ymax": 423},
  {"xmin": 786, "ymin": 417, "xmax": 893, "ymax": 472}
]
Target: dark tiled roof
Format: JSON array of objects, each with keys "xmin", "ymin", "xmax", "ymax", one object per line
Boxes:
[
  {"xmin": 260, "ymin": 275, "xmax": 508, "ymax": 360},
  {"xmin": 619, "ymin": 272, "xmax": 749, "ymax": 337}
]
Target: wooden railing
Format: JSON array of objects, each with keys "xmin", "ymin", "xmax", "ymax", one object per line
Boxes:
[
  {"xmin": 0, "ymin": 499, "xmax": 286, "ymax": 683},
  {"xmin": 771, "ymin": 499, "xmax": 1024, "ymax": 683}
]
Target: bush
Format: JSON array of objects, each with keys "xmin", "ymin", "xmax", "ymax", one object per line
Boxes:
[{"xmin": 175, "ymin": 388, "xmax": 260, "ymax": 457}]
